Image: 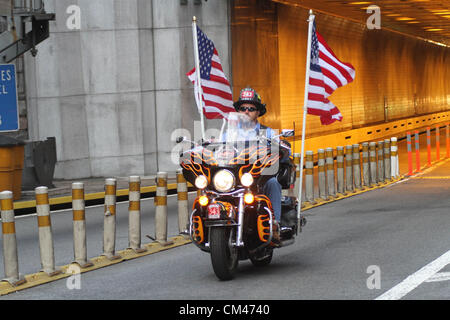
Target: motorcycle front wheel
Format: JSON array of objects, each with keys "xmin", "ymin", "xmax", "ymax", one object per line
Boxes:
[{"xmin": 209, "ymin": 227, "xmax": 238, "ymax": 281}]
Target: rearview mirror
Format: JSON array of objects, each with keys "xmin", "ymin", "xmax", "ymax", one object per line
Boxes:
[{"xmin": 281, "ymin": 129, "xmax": 294, "ymax": 137}]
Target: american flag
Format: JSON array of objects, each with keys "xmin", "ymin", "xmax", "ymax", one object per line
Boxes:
[
  {"xmin": 186, "ymin": 26, "xmax": 234, "ymax": 120},
  {"xmin": 307, "ymin": 21, "xmax": 355, "ymax": 125}
]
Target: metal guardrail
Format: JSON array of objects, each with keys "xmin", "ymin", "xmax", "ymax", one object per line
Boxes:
[{"xmin": 299, "ymin": 111, "xmax": 450, "ymax": 156}]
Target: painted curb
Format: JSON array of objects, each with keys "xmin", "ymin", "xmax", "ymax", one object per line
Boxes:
[{"xmin": 0, "ymin": 235, "xmax": 191, "ymax": 296}]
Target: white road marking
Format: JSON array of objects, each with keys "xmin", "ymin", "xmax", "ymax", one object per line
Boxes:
[
  {"xmin": 425, "ymin": 272, "xmax": 450, "ymax": 283},
  {"xmin": 375, "ymin": 249, "xmax": 450, "ymax": 300}
]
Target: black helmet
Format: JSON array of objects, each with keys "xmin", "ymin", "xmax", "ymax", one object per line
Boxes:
[{"xmin": 233, "ymin": 87, "xmax": 266, "ymax": 117}]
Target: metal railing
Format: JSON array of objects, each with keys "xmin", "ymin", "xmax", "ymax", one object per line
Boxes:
[{"xmin": 13, "ymin": 0, "xmax": 44, "ymax": 13}]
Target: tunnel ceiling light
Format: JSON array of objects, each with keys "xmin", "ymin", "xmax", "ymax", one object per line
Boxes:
[
  {"xmin": 429, "ymin": 9, "xmax": 450, "ymax": 13},
  {"xmin": 273, "ymin": 0, "xmax": 450, "ymax": 48},
  {"xmin": 396, "ymin": 17, "xmax": 416, "ymax": 21},
  {"xmin": 424, "ymin": 28, "xmax": 444, "ymax": 32}
]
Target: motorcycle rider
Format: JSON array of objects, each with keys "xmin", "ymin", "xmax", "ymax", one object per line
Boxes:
[{"xmin": 231, "ymin": 88, "xmax": 285, "ymax": 231}]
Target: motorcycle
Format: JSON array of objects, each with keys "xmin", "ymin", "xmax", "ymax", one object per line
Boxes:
[{"xmin": 177, "ymin": 113, "xmax": 306, "ymax": 280}]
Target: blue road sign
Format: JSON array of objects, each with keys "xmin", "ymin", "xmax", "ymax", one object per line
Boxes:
[{"xmin": 0, "ymin": 64, "xmax": 19, "ymax": 132}]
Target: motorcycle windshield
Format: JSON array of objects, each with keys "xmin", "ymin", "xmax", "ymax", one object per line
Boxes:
[
  {"xmin": 215, "ymin": 112, "xmax": 267, "ymax": 167},
  {"xmin": 221, "ymin": 112, "xmax": 262, "ymax": 143},
  {"xmin": 180, "ymin": 113, "xmax": 283, "ymax": 185}
]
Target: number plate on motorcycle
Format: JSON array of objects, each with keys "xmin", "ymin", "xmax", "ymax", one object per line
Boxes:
[{"xmin": 207, "ymin": 204, "xmax": 221, "ymax": 219}]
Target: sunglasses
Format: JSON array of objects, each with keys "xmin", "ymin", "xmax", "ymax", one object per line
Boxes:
[{"xmin": 236, "ymin": 106, "xmax": 258, "ymax": 112}]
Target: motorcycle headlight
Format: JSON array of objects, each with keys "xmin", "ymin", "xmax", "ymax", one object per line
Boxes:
[
  {"xmin": 195, "ymin": 175, "xmax": 208, "ymax": 189},
  {"xmin": 240, "ymin": 173, "xmax": 254, "ymax": 187},
  {"xmin": 213, "ymin": 170, "xmax": 235, "ymax": 192}
]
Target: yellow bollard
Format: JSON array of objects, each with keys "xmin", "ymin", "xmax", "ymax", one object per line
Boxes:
[
  {"xmin": 369, "ymin": 142, "xmax": 378, "ymax": 186},
  {"xmin": 0, "ymin": 191, "xmax": 26, "ymax": 286},
  {"xmin": 293, "ymin": 153, "xmax": 301, "ymax": 198},
  {"xmin": 377, "ymin": 141, "xmax": 385, "ymax": 184},
  {"xmin": 325, "ymin": 148, "xmax": 336, "ymax": 198},
  {"xmin": 352, "ymin": 144, "xmax": 362, "ymax": 190},
  {"xmin": 384, "ymin": 139, "xmax": 391, "ymax": 181},
  {"xmin": 35, "ymin": 186, "xmax": 61, "ymax": 276},
  {"xmin": 155, "ymin": 172, "xmax": 173, "ymax": 246},
  {"xmin": 317, "ymin": 149, "xmax": 328, "ymax": 200},
  {"xmin": 72, "ymin": 182, "xmax": 93, "ymax": 268},
  {"xmin": 390, "ymin": 137, "xmax": 399, "ymax": 178},
  {"xmin": 103, "ymin": 178, "xmax": 121, "ymax": 260},
  {"xmin": 336, "ymin": 146, "xmax": 345, "ymax": 194},
  {"xmin": 362, "ymin": 142, "xmax": 370, "ymax": 188},
  {"xmin": 128, "ymin": 176, "xmax": 147, "ymax": 253},
  {"xmin": 177, "ymin": 169, "xmax": 189, "ymax": 235},
  {"xmin": 304, "ymin": 151, "xmax": 316, "ymax": 204},
  {"xmin": 345, "ymin": 145, "xmax": 354, "ymax": 193}
]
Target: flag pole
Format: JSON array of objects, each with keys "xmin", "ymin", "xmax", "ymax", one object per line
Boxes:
[
  {"xmin": 297, "ymin": 10, "xmax": 315, "ymax": 228},
  {"xmin": 192, "ymin": 16, "xmax": 206, "ymax": 140},
  {"xmin": 293, "ymin": 121, "xmax": 296, "ymax": 155}
]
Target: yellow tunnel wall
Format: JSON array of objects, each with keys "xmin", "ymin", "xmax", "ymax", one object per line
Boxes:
[{"xmin": 231, "ymin": 0, "xmax": 450, "ymax": 142}]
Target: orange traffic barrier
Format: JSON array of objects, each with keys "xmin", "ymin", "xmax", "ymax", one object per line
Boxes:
[
  {"xmin": 426, "ymin": 127, "xmax": 431, "ymax": 166},
  {"xmin": 406, "ymin": 132, "xmax": 413, "ymax": 176},
  {"xmin": 414, "ymin": 131, "xmax": 421, "ymax": 173},
  {"xmin": 436, "ymin": 124, "xmax": 440, "ymax": 162},
  {"xmin": 446, "ymin": 123, "xmax": 450, "ymax": 158}
]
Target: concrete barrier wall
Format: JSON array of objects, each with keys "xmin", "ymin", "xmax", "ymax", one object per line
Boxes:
[{"xmin": 24, "ymin": 0, "xmax": 230, "ymax": 179}]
